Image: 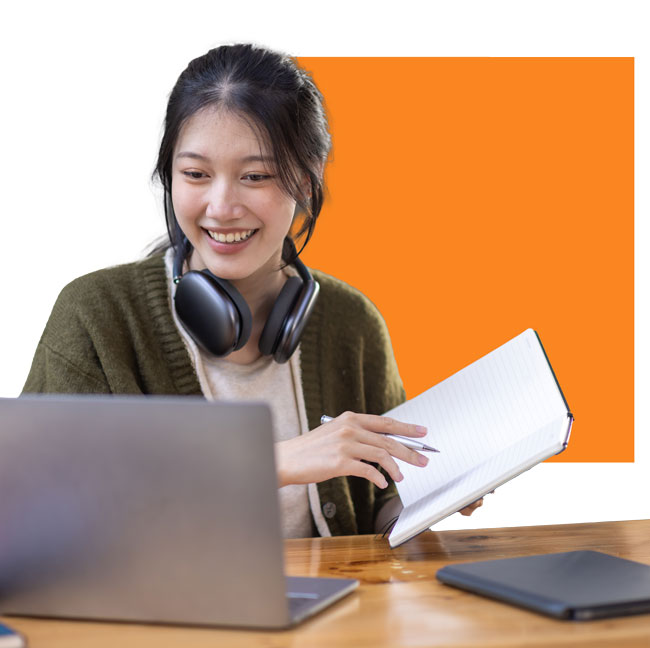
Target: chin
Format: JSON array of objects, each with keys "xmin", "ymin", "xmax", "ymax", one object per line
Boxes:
[{"xmin": 208, "ymin": 257, "xmax": 281, "ymax": 284}]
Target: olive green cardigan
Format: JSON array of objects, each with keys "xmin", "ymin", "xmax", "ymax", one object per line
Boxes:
[{"xmin": 23, "ymin": 254, "xmax": 406, "ymax": 536}]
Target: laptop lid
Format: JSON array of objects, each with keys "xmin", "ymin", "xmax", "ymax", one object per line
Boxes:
[
  {"xmin": 437, "ymin": 550, "xmax": 650, "ymax": 620},
  {"xmin": 0, "ymin": 395, "xmax": 353, "ymax": 628}
]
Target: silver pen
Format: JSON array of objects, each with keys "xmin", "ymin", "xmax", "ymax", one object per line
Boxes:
[{"xmin": 319, "ymin": 415, "xmax": 439, "ymax": 453}]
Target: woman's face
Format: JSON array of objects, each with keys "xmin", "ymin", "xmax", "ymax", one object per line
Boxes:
[{"xmin": 171, "ymin": 108, "xmax": 296, "ymax": 284}]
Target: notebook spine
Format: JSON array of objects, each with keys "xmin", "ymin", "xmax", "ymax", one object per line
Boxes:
[{"xmin": 533, "ymin": 329, "xmax": 573, "ymax": 419}]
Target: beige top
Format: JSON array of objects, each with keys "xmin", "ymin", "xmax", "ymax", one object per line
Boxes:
[{"xmin": 164, "ymin": 249, "xmax": 314, "ymax": 539}]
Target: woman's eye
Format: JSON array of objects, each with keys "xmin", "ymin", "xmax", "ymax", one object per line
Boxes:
[
  {"xmin": 243, "ymin": 173, "xmax": 272, "ymax": 183},
  {"xmin": 183, "ymin": 170, "xmax": 206, "ymax": 180}
]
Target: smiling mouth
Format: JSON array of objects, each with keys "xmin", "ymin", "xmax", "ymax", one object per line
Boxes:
[{"xmin": 206, "ymin": 228, "xmax": 258, "ymax": 243}]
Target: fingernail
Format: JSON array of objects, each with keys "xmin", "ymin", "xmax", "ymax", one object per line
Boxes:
[
  {"xmin": 396, "ymin": 471, "xmax": 404, "ymax": 482},
  {"xmin": 415, "ymin": 425, "xmax": 427, "ymax": 436},
  {"xmin": 379, "ymin": 478, "xmax": 388, "ymax": 488},
  {"xmin": 418, "ymin": 455, "xmax": 429, "ymax": 466}
]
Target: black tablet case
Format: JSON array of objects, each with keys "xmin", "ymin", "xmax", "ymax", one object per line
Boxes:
[{"xmin": 437, "ymin": 550, "xmax": 650, "ymax": 620}]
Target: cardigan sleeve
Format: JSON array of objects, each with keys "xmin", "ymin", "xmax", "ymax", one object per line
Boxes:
[{"xmin": 349, "ymin": 302, "xmax": 407, "ymax": 534}]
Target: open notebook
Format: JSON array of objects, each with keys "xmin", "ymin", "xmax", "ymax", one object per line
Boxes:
[{"xmin": 387, "ymin": 329, "xmax": 573, "ymax": 548}]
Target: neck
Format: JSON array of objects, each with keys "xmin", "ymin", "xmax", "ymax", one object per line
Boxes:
[
  {"xmin": 227, "ymin": 267, "xmax": 287, "ymax": 365},
  {"xmin": 231, "ymin": 264, "xmax": 286, "ymax": 322}
]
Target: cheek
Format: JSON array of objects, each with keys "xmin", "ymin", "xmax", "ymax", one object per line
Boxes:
[
  {"xmin": 171, "ymin": 184, "xmax": 199, "ymax": 224},
  {"xmin": 259, "ymin": 193, "xmax": 297, "ymax": 230}
]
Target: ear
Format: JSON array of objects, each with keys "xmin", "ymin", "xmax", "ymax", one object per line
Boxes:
[{"xmin": 292, "ymin": 174, "xmax": 312, "ymax": 219}]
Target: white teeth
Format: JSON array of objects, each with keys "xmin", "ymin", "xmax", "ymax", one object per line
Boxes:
[{"xmin": 207, "ymin": 229, "xmax": 255, "ymax": 243}]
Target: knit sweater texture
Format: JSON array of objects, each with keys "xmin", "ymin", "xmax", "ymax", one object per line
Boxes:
[{"xmin": 23, "ymin": 254, "xmax": 406, "ymax": 535}]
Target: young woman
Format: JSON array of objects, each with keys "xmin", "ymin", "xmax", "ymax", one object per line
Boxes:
[{"xmin": 23, "ymin": 44, "xmax": 480, "ymax": 537}]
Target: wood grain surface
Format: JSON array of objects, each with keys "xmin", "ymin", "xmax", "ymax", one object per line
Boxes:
[{"xmin": 4, "ymin": 520, "xmax": 650, "ymax": 647}]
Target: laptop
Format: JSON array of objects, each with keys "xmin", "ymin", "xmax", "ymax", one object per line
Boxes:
[
  {"xmin": 0, "ymin": 395, "xmax": 358, "ymax": 628},
  {"xmin": 437, "ymin": 550, "xmax": 650, "ymax": 620}
]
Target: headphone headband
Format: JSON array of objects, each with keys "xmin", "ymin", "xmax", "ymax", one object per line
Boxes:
[{"xmin": 172, "ymin": 238, "xmax": 193, "ymax": 284}]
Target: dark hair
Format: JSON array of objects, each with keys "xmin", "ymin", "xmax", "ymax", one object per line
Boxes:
[{"xmin": 153, "ymin": 43, "xmax": 331, "ymax": 264}]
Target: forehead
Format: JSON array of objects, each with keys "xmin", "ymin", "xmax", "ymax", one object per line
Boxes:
[{"xmin": 175, "ymin": 108, "xmax": 271, "ymax": 159}]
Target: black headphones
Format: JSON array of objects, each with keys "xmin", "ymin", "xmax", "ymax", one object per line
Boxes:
[{"xmin": 172, "ymin": 238, "xmax": 319, "ymax": 363}]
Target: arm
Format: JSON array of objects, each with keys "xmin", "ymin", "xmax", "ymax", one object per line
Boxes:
[
  {"xmin": 23, "ymin": 340, "xmax": 110, "ymax": 394},
  {"xmin": 294, "ymin": 272, "xmax": 486, "ymax": 535},
  {"xmin": 295, "ymin": 271, "xmax": 419, "ymax": 534}
]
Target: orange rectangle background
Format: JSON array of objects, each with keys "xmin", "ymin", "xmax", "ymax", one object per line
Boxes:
[{"xmin": 298, "ymin": 58, "xmax": 634, "ymax": 462}]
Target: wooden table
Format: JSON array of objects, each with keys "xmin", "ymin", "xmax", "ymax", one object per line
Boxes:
[{"xmin": 4, "ymin": 520, "xmax": 650, "ymax": 647}]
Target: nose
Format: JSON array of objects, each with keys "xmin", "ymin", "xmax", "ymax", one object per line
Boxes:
[{"xmin": 205, "ymin": 177, "xmax": 242, "ymax": 221}]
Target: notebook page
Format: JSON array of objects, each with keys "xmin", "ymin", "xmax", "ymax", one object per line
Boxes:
[
  {"xmin": 389, "ymin": 414, "xmax": 570, "ymax": 546},
  {"xmin": 386, "ymin": 329, "xmax": 568, "ymax": 509}
]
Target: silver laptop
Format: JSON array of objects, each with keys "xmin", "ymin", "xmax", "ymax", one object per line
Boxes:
[{"xmin": 0, "ymin": 396, "xmax": 358, "ymax": 628}]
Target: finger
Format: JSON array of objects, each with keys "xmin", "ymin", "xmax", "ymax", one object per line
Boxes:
[
  {"xmin": 460, "ymin": 501, "xmax": 481, "ymax": 515},
  {"xmin": 339, "ymin": 411, "xmax": 427, "ymax": 439},
  {"xmin": 349, "ymin": 442, "xmax": 405, "ymax": 483},
  {"xmin": 459, "ymin": 498, "xmax": 484, "ymax": 516},
  {"xmin": 358, "ymin": 430, "xmax": 430, "ymax": 469},
  {"xmin": 341, "ymin": 457, "xmax": 390, "ymax": 489}
]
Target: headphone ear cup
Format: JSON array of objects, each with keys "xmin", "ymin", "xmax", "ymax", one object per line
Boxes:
[
  {"xmin": 204, "ymin": 271, "xmax": 252, "ymax": 351},
  {"xmin": 272, "ymin": 278, "xmax": 319, "ymax": 364},
  {"xmin": 258, "ymin": 277, "xmax": 303, "ymax": 357},
  {"xmin": 174, "ymin": 270, "xmax": 252, "ymax": 356}
]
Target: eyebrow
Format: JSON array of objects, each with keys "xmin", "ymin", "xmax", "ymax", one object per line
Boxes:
[
  {"xmin": 175, "ymin": 151, "xmax": 274, "ymax": 164},
  {"xmin": 175, "ymin": 151, "xmax": 210, "ymax": 161}
]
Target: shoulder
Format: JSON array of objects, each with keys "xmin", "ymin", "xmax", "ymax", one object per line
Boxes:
[
  {"xmin": 310, "ymin": 268, "xmax": 386, "ymax": 330},
  {"xmin": 24, "ymin": 253, "xmax": 183, "ymax": 395},
  {"xmin": 307, "ymin": 267, "xmax": 396, "ymax": 364},
  {"xmin": 300, "ymin": 267, "xmax": 405, "ymax": 425},
  {"xmin": 56, "ymin": 255, "xmax": 165, "ymax": 309},
  {"xmin": 51, "ymin": 255, "xmax": 168, "ymax": 329},
  {"xmin": 44, "ymin": 254, "xmax": 168, "ymax": 341}
]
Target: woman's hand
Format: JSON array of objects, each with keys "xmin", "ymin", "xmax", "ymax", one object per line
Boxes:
[
  {"xmin": 458, "ymin": 489, "xmax": 496, "ymax": 516},
  {"xmin": 275, "ymin": 411, "xmax": 430, "ymax": 488},
  {"xmin": 459, "ymin": 499, "xmax": 484, "ymax": 515}
]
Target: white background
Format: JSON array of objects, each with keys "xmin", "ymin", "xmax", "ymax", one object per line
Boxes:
[{"xmin": 0, "ymin": 0, "xmax": 647, "ymax": 529}]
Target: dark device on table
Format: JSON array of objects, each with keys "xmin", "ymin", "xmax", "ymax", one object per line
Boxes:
[{"xmin": 437, "ymin": 550, "xmax": 650, "ymax": 620}]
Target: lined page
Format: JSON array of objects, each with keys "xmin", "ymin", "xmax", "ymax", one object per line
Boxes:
[
  {"xmin": 389, "ymin": 415, "xmax": 570, "ymax": 546},
  {"xmin": 385, "ymin": 329, "xmax": 569, "ymax": 524}
]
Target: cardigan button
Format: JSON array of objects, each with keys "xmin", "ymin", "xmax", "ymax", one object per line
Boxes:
[{"xmin": 322, "ymin": 502, "xmax": 337, "ymax": 519}]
